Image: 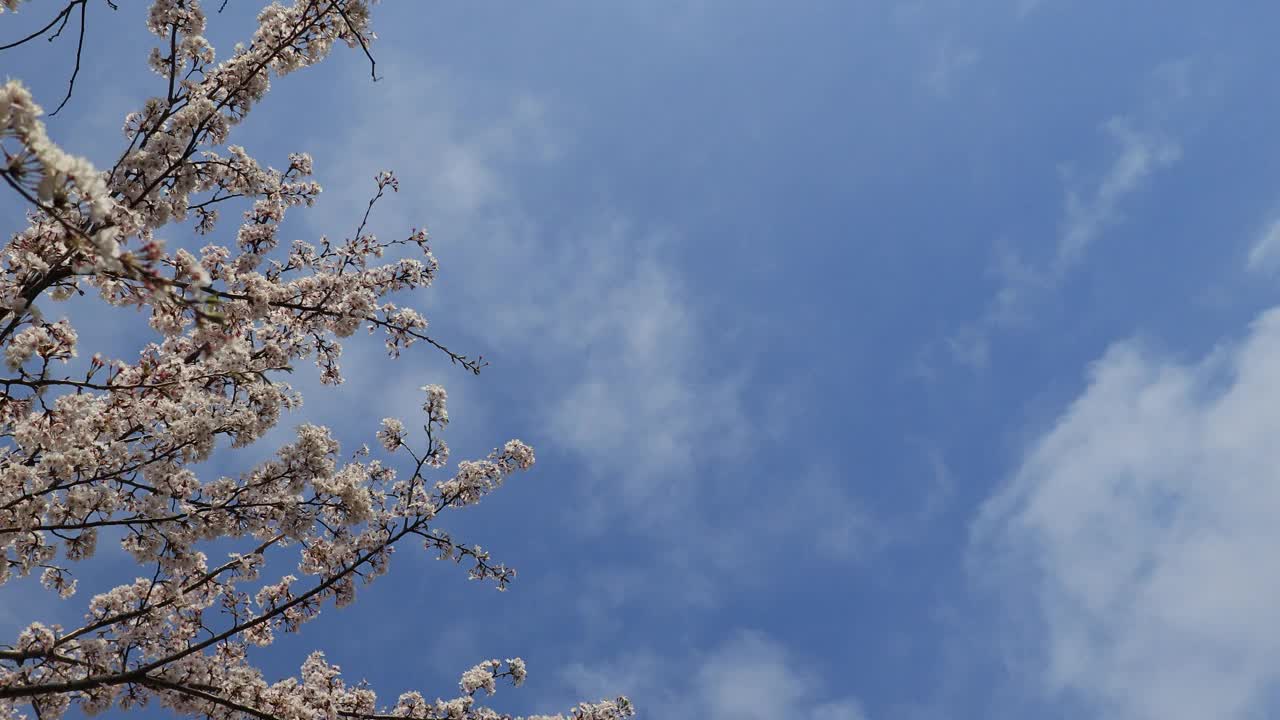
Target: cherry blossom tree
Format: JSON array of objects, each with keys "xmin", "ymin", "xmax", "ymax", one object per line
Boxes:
[{"xmin": 0, "ymin": 2, "xmax": 632, "ymax": 719}]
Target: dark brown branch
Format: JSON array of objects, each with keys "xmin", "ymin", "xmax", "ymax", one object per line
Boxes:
[
  {"xmin": 139, "ymin": 675, "xmax": 282, "ymax": 720},
  {"xmin": 47, "ymin": 0, "xmax": 87, "ymax": 116},
  {"xmin": 0, "ymin": 1, "xmax": 81, "ymax": 51},
  {"xmin": 0, "ymin": 483, "xmax": 506, "ymax": 699},
  {"xmin": 332, "ymin": 1, "xmax": 377, "ymax": 81}
]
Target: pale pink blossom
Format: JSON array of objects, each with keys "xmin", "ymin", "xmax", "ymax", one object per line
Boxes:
[{"xmin": 0, "ymin": 3, "xmax": 627, "ymax": 720}]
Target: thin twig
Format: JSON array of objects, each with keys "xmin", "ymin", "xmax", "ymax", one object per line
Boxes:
[
  {"xmin": 0, "ymin": 1, "xmax": 77, "ymax": 52},
  {"xmin": 332, "ymin": 1, "xmax": 378, "ymax": 81},
  {"xmin": 48, "ymin": 0, "xmax": 88, "ymax": 116}
]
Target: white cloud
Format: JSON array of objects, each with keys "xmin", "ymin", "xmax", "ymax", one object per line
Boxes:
[
  {"xmin": 1057, "ymin": 117, "xmax": 1180, "ymax": 268},
  {"xmin": 1015, "ymin": 0, "xmax": 1045, "ymax": 19},
  {"xmin": 299, "ymin": 56, "xmax": 874, "ymax": 636},
  {"xmin": 560, "ymin": 630, "xmax": 868, "ymax": 720},
  {"xmin": 973, "ymin": 306, "xmax": 1280, "ymax": 720},
  {"xmin": 1247, "ymin": 218, "xmax": 1280, "ymax": 274},
  {"xmin": 308, "ymin": 60, "xmax": 749, "ymax": 499},
  {"xmin": 303, "ymin": 56, "xmax": 869, "ymax": 552},
  {"xmin": 533, "ymin": 225, "xmax": 751, "ymax": 514},
  {"xmin": 923, "ymin": 41, "xmax": 979, "ymax": 98},
  {"xmin": 942, "ymin": 111, "xmax": 1181, "ymax": 370}
]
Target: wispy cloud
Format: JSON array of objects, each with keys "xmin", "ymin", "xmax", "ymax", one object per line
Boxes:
[
  {"xmin": 923, "ymin": 40, "xmax": 979, "ymax": 98},
  {"xmin": 559, "ymin": 630, "xmax": 869, "ymax": 720},
  {"xmin": 941, "ymin": 107, "xmax": 1182, "ymax": 370},
  {"xmin": 312, "ymin": 60, "xmax": 750, "ymax": 507},
  {"xmin": 1015, "ymin": 0, "xmax": 1046, "ymax": 19},
  {"xmin": 972, "ymin": 307, "xmax": 1280, "ymax": 719},
  {"xmin": 1057, "ymin": 117, "xmax": 1181, "ymax": 268},
  {"xmin": 1246, "ymin": 218, "xmax": 1280, "ymax": 274},
  {"xmin": 303, "ymin": 54, "xmax": 872, "ymax": 614}
]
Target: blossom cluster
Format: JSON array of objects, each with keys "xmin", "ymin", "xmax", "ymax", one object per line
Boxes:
[
  {"xmin": 0, "ymin": 2, "xmax": 630, "ymax": 720},
  {"xmin": 1, "ymin": 80, "xmax": 121, "ymax": 266}
]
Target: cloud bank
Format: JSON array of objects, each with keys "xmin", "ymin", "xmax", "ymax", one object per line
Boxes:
[{"xmin": 975, "ymin": 307, "xmax": 1280, "ymax": 720}]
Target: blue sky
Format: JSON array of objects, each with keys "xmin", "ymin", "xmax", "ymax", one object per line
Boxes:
[{"xmin": 7, "ymin": 2, "xmax": 1280, "ymax": 719}]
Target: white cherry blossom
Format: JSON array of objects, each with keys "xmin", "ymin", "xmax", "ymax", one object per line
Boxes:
[{"xmin": 0, "ymin": 3, "xmax": 630, "ymax": 720}]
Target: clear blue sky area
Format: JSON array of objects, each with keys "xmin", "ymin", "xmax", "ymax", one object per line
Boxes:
[{"xmin": 5, "ymin": 3, "xmax": 1280, "ymax": 719}]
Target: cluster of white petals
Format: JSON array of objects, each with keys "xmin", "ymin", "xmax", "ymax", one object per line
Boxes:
[
  {"xmin": 0, "ymin": 2, "xmax": 629, "ymax": 720},
  {"xmin": 1, "ymin": 81, "xmax": 120, "ymax": 265}
]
